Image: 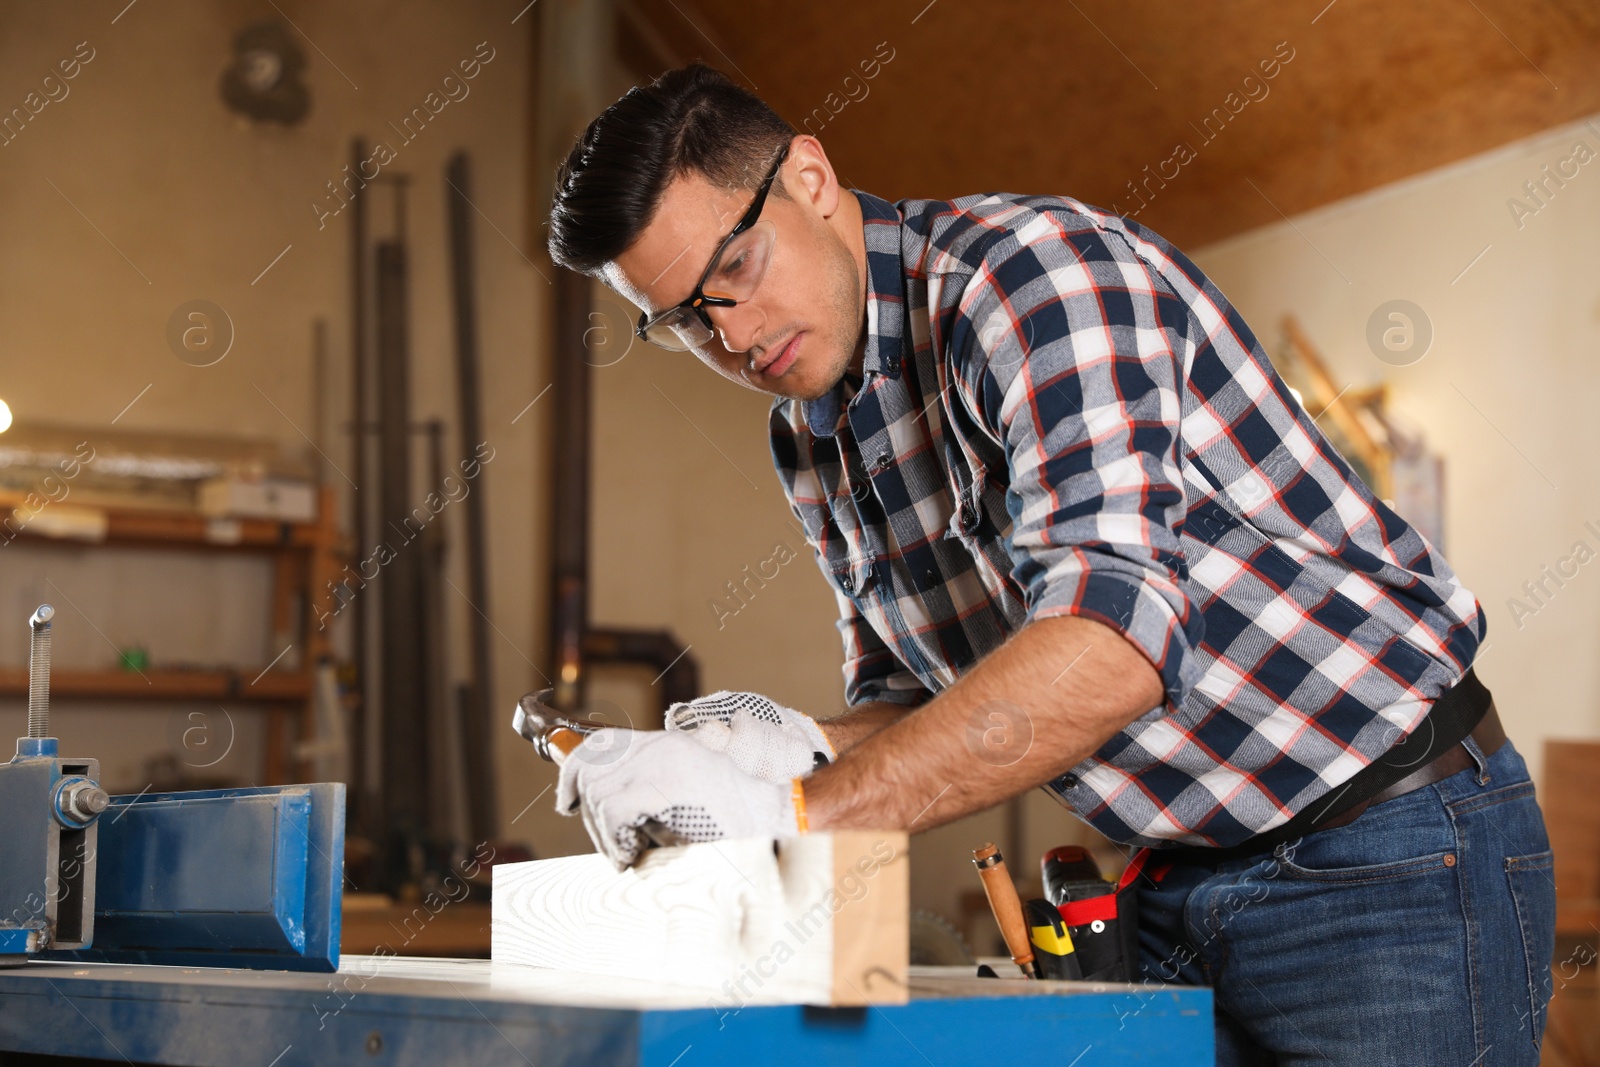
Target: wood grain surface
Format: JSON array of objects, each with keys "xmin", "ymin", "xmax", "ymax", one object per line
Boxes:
[{"xmin": 492, "ymin": 831, "xmax": 908, "ymax": 1005}]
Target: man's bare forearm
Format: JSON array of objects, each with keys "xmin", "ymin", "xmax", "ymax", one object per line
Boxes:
[
  {"xmin": 803, "ymin": 615, "xmax": 1165, "ymax": 833},
  {"xmin": 815, "ymin": 701, "xmax": 913, "ymax": 753}
]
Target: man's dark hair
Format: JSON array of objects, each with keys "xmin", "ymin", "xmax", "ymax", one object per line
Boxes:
[{"xmin": 547, "ymin": 63, "xmax": 797, "ymax": 278}]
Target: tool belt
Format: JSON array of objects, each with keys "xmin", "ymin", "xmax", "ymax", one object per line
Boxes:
[
  {"xmin": 1049, "ymin": 850, "xmax": 1149, "ymax": 982},
  {"xmin": 1048, "ymin": 668, "xmax": 1500, "ymax": 982}
]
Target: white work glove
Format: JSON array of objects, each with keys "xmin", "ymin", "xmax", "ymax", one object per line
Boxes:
[
  {"xmin": 554, "ymin": 728, "xmax": 806, "ymax": 870},
  {"xmin": 664, "ymin": 690, "xmax": 835, "ymax": 783}
]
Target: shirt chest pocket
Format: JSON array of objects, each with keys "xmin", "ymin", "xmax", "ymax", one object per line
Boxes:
[
  {"xmin": 794, "ymin": 485, "xmax": 880, "ymax": 605},
  {"xmin": 940, "ymin": 429, "xmax": 1007, "ymax": 560},
  {"xmin": 828, "ymin": 551, "xmax": 878, "ymax": 601},
  {"xmin": 940, "ymin": 438, "xmax": 1026, "ymax": 613}
]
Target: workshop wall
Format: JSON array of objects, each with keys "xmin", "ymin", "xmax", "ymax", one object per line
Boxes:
[
  {"xmin": 1192, "ymin": 111, "xmax": 1600, "ymax": 784},
  {"xmin": 0, "ymin": 3, "xmax": 545, "ymax": 831}
]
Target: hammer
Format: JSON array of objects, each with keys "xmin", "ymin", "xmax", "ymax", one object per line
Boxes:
[
  {"xmin": 510, "ymin": 688, "xmax": 688, "ymax": 852},
  {"xmin": 510, "ymin": 688, "xmax": 609, "ymax": 763}
]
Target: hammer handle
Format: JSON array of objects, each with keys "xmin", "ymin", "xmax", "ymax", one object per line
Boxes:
[{"xmin": 546, "ymin": 726, "xmax": 586, "ymax": 762}]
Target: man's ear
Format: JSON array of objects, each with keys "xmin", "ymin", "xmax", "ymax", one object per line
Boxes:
[{"xmin": 784, "ymin": 134, "xmax": 841, "ymax": 219}]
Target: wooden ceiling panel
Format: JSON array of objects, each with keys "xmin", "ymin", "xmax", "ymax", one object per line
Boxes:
[{"xmin": 616, "ymin": 0, "xmax": 1600, "ymax": 246}]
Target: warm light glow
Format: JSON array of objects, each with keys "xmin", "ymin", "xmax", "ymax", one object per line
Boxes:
[
  {"xmin": 1288, "ymin": 386, "xmax": 1304, "ymax": 407},
  {"xmin": 0, "ymin": 399, "xmax": 12, "ymax": 433}
]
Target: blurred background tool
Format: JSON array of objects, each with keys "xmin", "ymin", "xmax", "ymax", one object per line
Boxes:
[{"xmin": 1041, "ymin": 844, "xmax": 1120, "ymax": 980}]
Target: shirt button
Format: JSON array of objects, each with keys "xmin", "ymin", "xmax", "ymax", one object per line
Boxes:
[
  {"xmin": 873, "ymin": 451, "xmax": 892, "ymax": 471},
  {"xmin": 924, "ymin": 568, "xmax": 937, "ymax": 584},
  {"xmin": 841, "ymin": 572, "xmax": 856, "ymax": 593},
  {"xmin": 1061, "ymin": 774, "xmax": 1080, "ymax": 789}
]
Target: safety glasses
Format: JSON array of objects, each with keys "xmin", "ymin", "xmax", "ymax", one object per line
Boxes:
[{"xmin": 634, "ymin": 143, "xmax": 789, "ymax": 352}]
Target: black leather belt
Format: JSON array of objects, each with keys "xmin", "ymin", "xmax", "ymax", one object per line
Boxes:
[
  {"xmin": 1162, "ymin": 668, "xmax": 1498, "ymax": 864},
  {"xmin": 1312, "ymin": 697, "xmax": 1504, "ymax": 832}
]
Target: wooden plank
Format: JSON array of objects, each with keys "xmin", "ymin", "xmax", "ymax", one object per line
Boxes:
[
  {"xmin": 1546, "ymin": 740, "xmax": 1600, "ymax": 904},
  {"xmin": 0, "ymin": 489, "xmax": 325, "ymax": 550},
  {"xmin": 492, "ymin": 831, "xmax": 908, "ymax": 1006},
  {"xmin": 340, "ymin": 898, "xmax": 492, "ymax": 958},
  {"xmin": 0, "ymin": 667, "xmax": 311, "ymax": 702}
]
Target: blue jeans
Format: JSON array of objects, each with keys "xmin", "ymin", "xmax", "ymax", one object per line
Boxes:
[{"xmin": 1132, "ymin": 738, "xmax": 1555, "ymax": 1066}]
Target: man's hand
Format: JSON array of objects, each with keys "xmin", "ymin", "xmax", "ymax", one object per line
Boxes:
[
  {"xmin": 555, "ymin": 728, "xmax": 803, "ymax": 869},
  {"xmin": 665, "ymin": 690, "xmax": 835, "ymax": 782}
]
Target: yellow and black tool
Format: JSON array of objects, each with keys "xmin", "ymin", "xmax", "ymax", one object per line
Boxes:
[{"xmin": 1024, "ymin": 898, "xmax": 1083, "ymax": 980}]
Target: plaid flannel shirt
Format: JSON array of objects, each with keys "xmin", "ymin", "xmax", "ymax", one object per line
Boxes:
[{"xmin": 768, "ymin": 188, "xmax": 1485, "ymax": 849}]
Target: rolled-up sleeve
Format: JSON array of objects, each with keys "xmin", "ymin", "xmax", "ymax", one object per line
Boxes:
[{"xmin": 950, "ymin": 222, "xmax": 1205, "ymax": 709}]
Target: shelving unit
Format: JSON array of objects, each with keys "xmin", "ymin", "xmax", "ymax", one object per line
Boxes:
[{"xmin": 0, "ymin": 484, "xmax": 346, "ymax": 783}]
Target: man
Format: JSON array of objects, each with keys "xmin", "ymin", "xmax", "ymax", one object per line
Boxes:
[{"xmin": 545, "ymin": 63, "xmax": 1554, "ymax": 1064}]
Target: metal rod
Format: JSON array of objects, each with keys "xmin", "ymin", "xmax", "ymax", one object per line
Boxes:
[
  {"xmin": 548, "ymin": 267, "xmax": 591, "ymax": 713},
  {"xmin": 445, "ymin": 151, "xmax": 498, "ymax": 842},
  {"xmin": 418, "ymin": 419, "xmax": 465, "ymax": 844},
  {"xmin": 28, "ymin": 604, "xmax": 54, "ymax": 738},
  {"xmin": 349, "ymin": 135, "xmax": 371, "ymax": 830},
  {"xmin": 583, "ymin": 627, "xmax": 700, "ymax": 710},
  {"xmin": 375, "ymin": 232, "xmax": 429, "ymax": 858}
]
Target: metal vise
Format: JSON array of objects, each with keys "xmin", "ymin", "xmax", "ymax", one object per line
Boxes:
[{"xmin": 0, "ymin": 605, "xmax": 108, "ymax": 965}]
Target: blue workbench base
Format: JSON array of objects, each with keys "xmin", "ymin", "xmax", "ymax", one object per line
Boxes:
[{"xmin": 0, "ymin": 957, "xmax": 1213, "ymax": 1066}]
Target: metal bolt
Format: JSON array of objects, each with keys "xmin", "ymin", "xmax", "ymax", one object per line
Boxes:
[
  {"xmin": 67, "ymin": 783, "xmax": 109, "ymax": 821},
  {"xmin": 28, "ymin": 604, "xmax": 54, "ymax": 739},
  {"xmin": 55, "ymin": 779, "xmax": 109, "ymax": 828}
]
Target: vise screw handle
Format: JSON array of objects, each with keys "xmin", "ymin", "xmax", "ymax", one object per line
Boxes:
[{"xmin": 28, "ymin": 604, "xmax": 54, "ymax": 739}]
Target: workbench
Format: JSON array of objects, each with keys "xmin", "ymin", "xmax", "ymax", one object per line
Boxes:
[{"xmin": 0, "ymin": 957, "xmax": 1213, "ymax": 1065}]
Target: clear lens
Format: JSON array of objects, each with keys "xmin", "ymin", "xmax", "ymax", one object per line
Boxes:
[
  {"xmin": 639, "ymin": 219, "xmax": 777, "ymax": 352},
  {"xmin": 642, "ymin": 310, "xmax": 712, "ymax": 351},
  {"xmin": 702, "ymin": 219, "xmax": 776, "ymax": 302}
]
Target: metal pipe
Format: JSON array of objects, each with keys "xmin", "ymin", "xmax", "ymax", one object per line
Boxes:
[
  {"xmin": 28, "ymin": 604, "xmax": 53, "ymax": 738},
  {"xmin": 445, "ymin": 151, "xmax": 498, "ymax": 842},
  {"xmin": 375, "ymin": 232, "xmax": 429, "ymax": 844},
  {"xmin": 538, "ymin": 0, "xmax": 696, "ymax": 722},
  {"xmin": 348, "ymin": 135, "xmax": 370, "ymax": 828},
  {"xmin": 547, "ymin": 268, "xmax": 592, "ymax": 713},
  {"xmin": 583, "ymin": 627, "xmax": 700, "ymax": 710}
]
